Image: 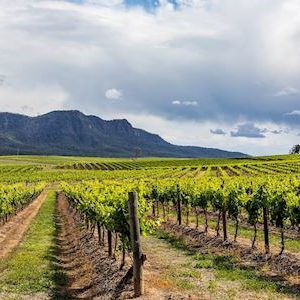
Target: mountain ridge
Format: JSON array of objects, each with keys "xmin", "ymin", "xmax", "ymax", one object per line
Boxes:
[{"xmin": 0, "ymin": 110, "xmax": 247, "ymax": 158}]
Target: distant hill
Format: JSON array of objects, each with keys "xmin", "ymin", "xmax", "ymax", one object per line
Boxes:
[{"xmin": 0, "ymin": 110, "xmax": 247, "ymax": 158}]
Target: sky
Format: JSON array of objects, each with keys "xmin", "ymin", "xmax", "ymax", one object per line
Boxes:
[{"xmin": 1, "ymin": 0, "xmax": 300, "ymax": 156}]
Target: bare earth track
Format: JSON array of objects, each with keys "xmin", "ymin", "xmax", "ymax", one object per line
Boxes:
[
  {"xmin": 54, "ymin": 193, "xmax": 134, "ymax": 299},
  {"xmin": 55, "ymin": 194, "xmax": 196, "ymax": 299},
  {"xmin": 162, "ymin": 222, "xmax": 300, "ymax": 289},
  {"xmin": 0, "ymin": 190, "xmax": 48, "ymax": 258}
]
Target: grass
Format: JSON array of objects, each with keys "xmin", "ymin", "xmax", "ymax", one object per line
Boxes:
[
  {"xmin": 166, "ymin": 210, "xmax": 300, "ymax": 253},
  {"xmin": 154, "ymin": 229, "xmax": 299, "ymax": 298},
  {"xmin": 0, "ymin": 191, "xmax": 65, "ymax": 296},
  {"xmin": 208, "ymin": 217, "xmax": 300, "ymax": 252}
]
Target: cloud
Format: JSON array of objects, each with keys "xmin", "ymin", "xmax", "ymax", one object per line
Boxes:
[
  {"xmin": 108, "ymin": 112, "xmax": 296, "ymax": 156},
  {"xmin": 270, "ymin": 129, "xmax": 283, "ymax": 134},
  {"xmin": 285, "ymin": 110, "xmax": 300, "ymax": 116},
  {"xmin": 0, "ymin": 75, "xmax": 6, "ymax": 86},
  {"xmin": 21, "ymin": 105, "xmax": 34, "ymax": 112},
  {"xmin": 105, "ymin": 88, "xmax": 123, "ymax": 100},
  {"xmin": 274, "ymin": 86, "xmax": 300, "ymax": 97},
  {"xmin": 171, "ymin": 100, "xmax": 198, "ymax": 106},
  {"xmin": 210, "ymin": 128, "xmax": 226, "ymax": 135},
  {"xmin": 230, "ymin": 122, "xmax": 266, "ymax": 138},
  {"xmin": 172, "ymin": 100, "xmax": 181, "ymax": 105},
  {"xmin": 2, "ymin": 0, "xmax": 300, "ymax": 154},
  {"xmin": 0, "ymin": 83, "xmax": 68, "ymax": 116}
]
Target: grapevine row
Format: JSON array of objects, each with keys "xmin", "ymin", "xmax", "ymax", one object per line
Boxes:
[
  {"xmin": 61, "ymin": 180, "xmax": 156, "ymax": 268},
  {"xmin": 148, "ymin": 176, "xmax": 300, "ymax": 254},
  {"xmin": 0, "ymin": 182, "xmax": 46, "ymax": 224}
]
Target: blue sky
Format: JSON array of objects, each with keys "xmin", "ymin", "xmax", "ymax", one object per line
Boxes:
[
  {"xmin": 0, "ymin": 0, "xmax": 300, "ymax": 155},
  {"xmin": 125, "ymin": 0, "xmax": 179, "ymax": 10},
  {"xmin": 67, "ymin": 0, "xmax": 178, "ymax": 9}
]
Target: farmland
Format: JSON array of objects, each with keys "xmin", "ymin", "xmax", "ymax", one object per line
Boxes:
[{"xmin": 0, "ymin": 154, "xmax": 299, "ymax": 299}]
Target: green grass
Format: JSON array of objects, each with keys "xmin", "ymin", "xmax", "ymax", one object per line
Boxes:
[
  {"xmin": 194, "ymin": 253, "xmax": 279, "ymax": 292},
  {"xmin": 154, "ymin": 229, "xmax": 299, "ymax": 298},
  {"xmin": 167, "ymin": 210, "xmax": 300, "ymax": 253},
  {"xmin": 0, "ymin": 191, "xmax": 65, "ymax": 296},
  {"xmin": 203, "ymin": 216, "xmax": 300, "ymax": 253}
]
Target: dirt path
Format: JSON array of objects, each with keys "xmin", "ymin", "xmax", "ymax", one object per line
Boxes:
[
  {"xmin": 141, "ymin": 235, "xmax": 299, "ymax": 300},
  {"xmin": 54, "ymin": 193, "xmax": 134, "ymax": 299},
  {"xmin": 161, "ymin": 222, "xmax": 300, "ymax": 287},
  {"xmin": 0, "ymin": 190, "xmax": 48, "ymax": 258},
  {"xmin": 55, "ymin": 193, "xmax": 98, "ymax": 298},
  {"xmin": 55, "ymin": 194, "xmax": 205, "ymax": 299},
  {"xmin": 55, "ymin": 194, "xmax": 209, "ymax": 299},
  {"xmin": 141, "ymin": 236, "xmax": 205, "ymax": 299}
]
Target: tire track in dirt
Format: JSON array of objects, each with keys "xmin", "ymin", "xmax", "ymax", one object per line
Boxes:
[{"xmin": 0, "ymin": 190, "xmax": 49, "ymax": 258}]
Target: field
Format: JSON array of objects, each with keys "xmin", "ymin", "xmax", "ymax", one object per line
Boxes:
[{"xmin": 0, "ymin": 154, "xmax": 299, "ymax": 300}]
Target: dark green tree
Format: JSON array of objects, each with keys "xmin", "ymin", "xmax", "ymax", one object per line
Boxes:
[{"xmin": 290, "ymin": 144, "xmax": 300, "ymax": 154}]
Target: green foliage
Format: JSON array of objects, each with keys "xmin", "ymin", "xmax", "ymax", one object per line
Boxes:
[
  {"xmin": 61, "ymin": 180, "xmax": 157, "ymax": 251},
  {"xmin": 0, "ymin": 182, "xmax": 45, "ymax": 218}
]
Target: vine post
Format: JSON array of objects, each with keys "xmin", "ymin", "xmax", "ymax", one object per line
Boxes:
[
  {"xmin": 177, "ymin": 184, "xmax": 182, "ymax": 225},
  {"xmin": 263, "ymin": 206, "xmax": 270, "ymax": 254},
  {"xmin": 108, "ymin": 230, "xmax": 112, "ymax": 256},
  {"xmin": 222, "ymin": 208, "xmax": 228, "ymax": 241},
  {"xmin": 128, "ymin": 191, "xmax": 144, "ymax": 297}
]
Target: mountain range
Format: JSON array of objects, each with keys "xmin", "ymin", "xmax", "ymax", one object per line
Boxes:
[{"xmin": 0, "ymin": 110, "xmax": 247, "ymax": 158}]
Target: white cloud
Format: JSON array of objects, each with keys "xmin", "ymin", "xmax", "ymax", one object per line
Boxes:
[
  {"xmin": 0, "ymin": 84, "xmax": 68, "ymax": 115},
  {"xmin": 1, "ymin": 0, "xmax": 300, "ymax": 154},
  {"xmin": 172, "ymin": 100, "xmax": 181, "ymax": 105},
  {"xmin": 182, "ymin": 101, "xmax": 198, "ymax": 106},
  {"xmin": 105, "ymin": 88, "xmax": 123, "ymax": 100},
  {"xmin": 285, "ymin": 110, "xmax": 300, "ymax": 116},
  {"xmin": 85, "ymin": 0, "xmax": 123, "ymax": 6},
  {"xmin": 171, "ymin": 100, "xmax": 198, "ymax": 106},
  {"xmin": 274, "ymin": 86, "xmax": 300, "ymax": 97}
]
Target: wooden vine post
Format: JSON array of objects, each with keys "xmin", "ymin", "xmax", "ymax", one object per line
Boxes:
[
  {"xmin": 108, "ymin": 230, "xmax": 112, "ymax": 256},
  {"xmin": 177, "ymin": 184, "xmax": 182, "ymax": 225},
  {"xmin": 222, "ymin": 208, "xmax": 228, "ymax": 241},
  {"xmin": 221, "ymin": 181, "xmax": 227, "ymax": 241},
  {"xmin": 263, "ymin": 206, "xmax": 270, "ymax": 254},
  {"xmin": 128, "ymin": 191, "xmax": 144, "ymax": 297}
]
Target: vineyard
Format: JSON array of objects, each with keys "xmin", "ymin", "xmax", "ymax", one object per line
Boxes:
[
  {"xmin": 0, "ymin": 182, "xmax": 45, "ymax": 224},
  {"xmin": 0, "ymin": 155, "xmax": 299, "ymax": 299}
]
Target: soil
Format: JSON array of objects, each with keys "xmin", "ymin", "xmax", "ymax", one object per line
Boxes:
[
  {"xmin": 54, "ymin": 193, "xmax": 134, "ymax": 299},
  {"xmin": 0, "ymin": 190, "xmax": 48, "ymax": 258},
  {"xmin": 54, "ymin": 194, "xmax": 202, "ymax": 300},
  {"xmin": 161, "ymin": 222, "xmax": 300, "ymax": 284},
  {"xmin": 180, "ymin": 208, "xmax": 300, "ymax": 245},
  {"xmin": 140, "ymin": 235, "xmax": 298, "ymax": 300}
]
